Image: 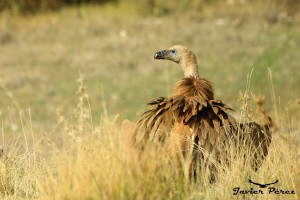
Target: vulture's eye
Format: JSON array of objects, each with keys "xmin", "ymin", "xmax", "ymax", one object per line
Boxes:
[{"xmin": 170, "ymin": 49, "xmax": 176, "ymax": 55}]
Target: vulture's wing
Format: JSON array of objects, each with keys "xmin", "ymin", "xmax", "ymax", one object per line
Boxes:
[
  {"xmin": 137, "ymin": 96, "xmax": 237, "ymax": 146},
  {"xmin": 136, "ymin": 96, "xmax": 182, "ymax": 143}
]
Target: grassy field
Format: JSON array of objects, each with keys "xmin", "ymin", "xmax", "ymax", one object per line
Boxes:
[{"xmin": 0, "ymin": 2, "xmax": 299, "ymax": 199}]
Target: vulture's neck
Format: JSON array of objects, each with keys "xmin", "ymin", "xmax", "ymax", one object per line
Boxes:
[{"xmin": 180, "ymin": 53, "xmax": 199, "ymax": 78}]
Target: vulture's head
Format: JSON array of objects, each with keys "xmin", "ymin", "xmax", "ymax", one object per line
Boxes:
[{"xmin": 154, "ymin": 45, "xmax": 199, "ymax": 77}]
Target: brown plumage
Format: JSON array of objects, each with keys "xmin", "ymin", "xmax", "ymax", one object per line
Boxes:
[
  {"xmin": 138, "ymin": 77, "xmax": 237, "ymax": 147},
  {"xmin": 135, "ymin": 45, "xmax": 272, "ymax": 180}
]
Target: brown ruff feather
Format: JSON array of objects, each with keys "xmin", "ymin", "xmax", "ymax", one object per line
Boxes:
[
  {"xmin": 173, "ymin": 77, "xmax": 214, "ymax": 100},
  {"xmin": 137, "ymin": 76, "xmax": 237, "ymax": 147}
]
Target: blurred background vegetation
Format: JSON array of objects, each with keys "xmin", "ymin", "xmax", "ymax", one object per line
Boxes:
[
  {"xmin": 0, "ymin": 0, "xmax": 299, "ymax": 131},
  {"xmin": 0, "ymin": 0, "xmax": 299, "ymax": 15},
  {"xmin": 0, "ymin": 0, "xmax": 112, "ymax": 13}
]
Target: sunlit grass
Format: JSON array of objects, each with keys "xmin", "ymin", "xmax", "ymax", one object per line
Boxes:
[{"xmin": 0, "ymin": 75, "xmax": 299, "ymax": 200}]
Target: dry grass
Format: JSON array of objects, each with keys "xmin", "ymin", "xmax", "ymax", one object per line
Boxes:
[
  {"xmin": 0, "ymin": 2, "xmax": 299, "ymax": 200},
  {"xmin": 0, "ymin": 77, "xmax": 299, "ymax": 200}
]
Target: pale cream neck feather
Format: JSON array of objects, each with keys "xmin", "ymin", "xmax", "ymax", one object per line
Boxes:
[{"xmin": 179, "ymin": 50, "xmax": 199, "ymax": 78}]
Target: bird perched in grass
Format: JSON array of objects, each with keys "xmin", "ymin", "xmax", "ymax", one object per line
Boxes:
[{"xmin": 135, "ymin": 45, "xmax": 272, "ymax": 181}]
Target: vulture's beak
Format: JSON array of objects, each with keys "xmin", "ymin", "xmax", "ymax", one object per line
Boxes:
[{"xmin": 154, "ymin": 50, "xmax": 167, "ymax": 59}]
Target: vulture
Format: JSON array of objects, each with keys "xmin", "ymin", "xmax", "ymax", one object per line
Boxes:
[{"xmin": 135, "ymin": 45, "xmax": 272, "ymax": 181}]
